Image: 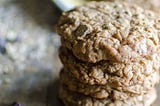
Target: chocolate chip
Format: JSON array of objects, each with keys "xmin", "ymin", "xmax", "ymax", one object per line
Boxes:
[
  {"xmin": 0, "ymin": 46, "xmax": 6, "ymax": 54},
  {"xmin": 124, "ymin": 11, "xmax": 129, "ymax": 14},
  {"xmin": 113, "ymin": 4, "xmax": 118, "ymax": 8},
  {"xmin": 102, "ymin": 24, "xmax": 109, "ymax": 29},
  {"xmin": 75, "ymin": 25, "xmax": 88, "ymax": 36},
  {"xmin": 11, "ymin": 102, "xmax": 21, "ymax": 106},
  {"xmin": 116, "ymin": 15, "xmax": 120, "ymax": 19},
  {"xmin": 0, "ymin": 38, "xmax": 7, "ymax": 54}
]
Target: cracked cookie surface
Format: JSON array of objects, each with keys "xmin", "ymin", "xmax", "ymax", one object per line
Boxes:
[
  {"xmin": 59, "ymin": 85, "xmax": 157, "ymax": 106},
  {"xmin": 57, "ymin": 1, "xmax": 160, "ymax": 63},
  {"xmin": 59, "ymin": 47, "xmax": 160, "ymax": 86},
  {"xmin": 60, "ymin": 68, "xmax": 159, "ymax": 99}
]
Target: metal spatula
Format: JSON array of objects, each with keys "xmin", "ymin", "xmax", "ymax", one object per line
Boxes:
[{"xmin": 52, "ymin": 0, "xmax": 87, "ymax": 11}]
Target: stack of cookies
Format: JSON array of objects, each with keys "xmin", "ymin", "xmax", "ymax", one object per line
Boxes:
[{"xmin": 57, "ymin": 1, "xmax": 160, "ymax": 106}]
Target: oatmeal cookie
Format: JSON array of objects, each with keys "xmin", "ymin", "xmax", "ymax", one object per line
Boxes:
[
  {"xmin": 59, "ymin": 85, "xmax": 157, "ymax": 106},
  {"xmin": 59, "ymin": 47, "xmax": 160, "ymax": 86},
  {"xmin": 57, "ymin": 1, "xmax": 160, "ymax": 63},
  {"xmin": 60, "ymin": 68, "xmax": 159, "ymax": 99},
  {"xmin": 60, "ymin": 69, "xmax": 137, "ymax": 100}
]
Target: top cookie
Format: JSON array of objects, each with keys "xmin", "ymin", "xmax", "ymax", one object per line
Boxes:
[{"xmin": 57, "ymin": 1, "xmax": 160, "ymax": 63}]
